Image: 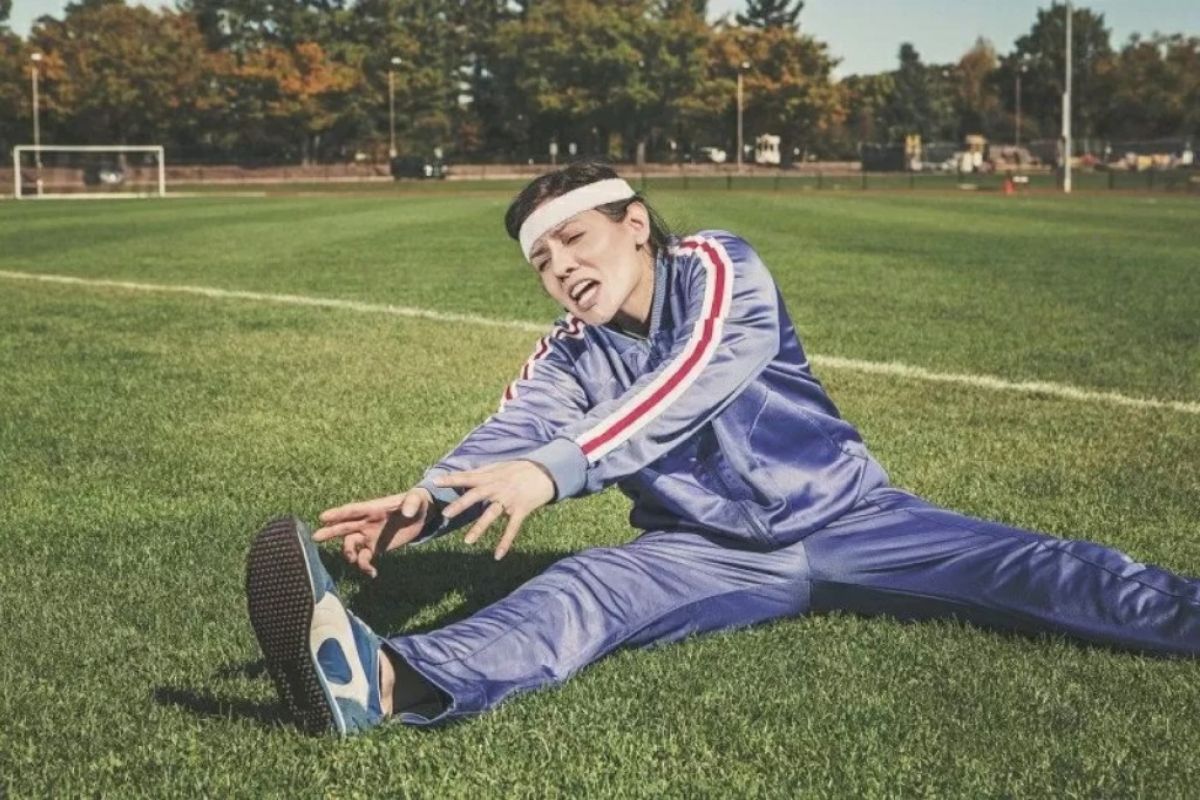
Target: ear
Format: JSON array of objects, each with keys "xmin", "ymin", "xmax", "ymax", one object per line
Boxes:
[{"xmin": 623, "ymin": 201, "xmax": 651, "ymax": 248}]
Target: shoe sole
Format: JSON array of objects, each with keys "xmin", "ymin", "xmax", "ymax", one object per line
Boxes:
[{"xmin": 245, "ymin": 517, "xmax": 339, "ymax": 735}]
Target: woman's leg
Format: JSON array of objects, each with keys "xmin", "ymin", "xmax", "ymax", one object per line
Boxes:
[
  {"xmin": 802, "ymin": 487, "xmax": 1200, "ymax": 655},
  {"xmin": 383, "ymin": 529, "xmax": 812, "ymax": 725}
]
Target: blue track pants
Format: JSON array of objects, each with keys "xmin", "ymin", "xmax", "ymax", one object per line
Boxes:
[{"xmin": 384, "ymin": 487, "xmax": 1200, "ymax": 726}]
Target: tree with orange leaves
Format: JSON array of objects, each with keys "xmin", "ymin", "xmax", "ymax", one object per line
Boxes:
[
  {"xmin": 0, "ymin": 25, "xmax": 29, "ymax": 155},
  {"xmin": 218, "ymin": 41, "xmax": 359, "ymax": 163},
  {"xmin": 27, "ymin": 3, "xmax": 219, "ymax": 149},
  {"xmin": 709, "ymin": 22, "xmax": 843, "ymax": 165}
]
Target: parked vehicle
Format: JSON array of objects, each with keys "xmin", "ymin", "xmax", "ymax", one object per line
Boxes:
[
  {"xmin": 754, "ymin": 134, "xmax": 780, "ymax": 166},
  {"xmin": 83, "ymin": 163, "xmax": 126, "ymax": 186}
]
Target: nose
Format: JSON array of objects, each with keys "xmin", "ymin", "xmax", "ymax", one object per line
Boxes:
[{"xmin": 545, "ymin": 242, "xmax": 577, "ymax": 281}]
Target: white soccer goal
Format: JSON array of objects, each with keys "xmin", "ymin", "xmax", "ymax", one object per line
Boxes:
[{"xmin": 12, "ymin": 145, "xmax": 166, "ymax": 200}]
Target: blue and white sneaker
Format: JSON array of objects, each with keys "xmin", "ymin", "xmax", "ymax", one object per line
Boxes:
[{"xmin": 246, "ymin": 516, "xmax": 387, "ymax": 736}]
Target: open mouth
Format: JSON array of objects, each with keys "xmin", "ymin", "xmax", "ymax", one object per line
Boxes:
[{"xmin": 569, "ymin": 279, "xmax": 600, "ymax": 309}]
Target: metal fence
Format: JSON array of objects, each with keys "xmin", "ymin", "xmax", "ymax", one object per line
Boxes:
[
  {"xmin": 4, "ymin": 162, "xmax": 1197, "ymax": 197},
  {"xmin": 619, "ymin": 169, "xmax": 1200, "ymax": 194}
]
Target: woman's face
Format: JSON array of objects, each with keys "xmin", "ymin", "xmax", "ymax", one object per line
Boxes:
[{"xmin": 527, "ymin": 202, "xmax": 652, "ymax": 327}]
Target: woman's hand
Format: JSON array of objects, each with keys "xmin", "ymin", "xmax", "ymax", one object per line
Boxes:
[
  {"xmin": 313, "ymin": 487, "xmax": 434, "ymax": 578},
  {"xmin": 436, "ymin": 460, "xmax": 556, "ymax": 560}
]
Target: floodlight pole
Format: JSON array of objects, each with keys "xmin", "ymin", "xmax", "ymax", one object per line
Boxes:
[
  {"xmin": 736, "ymin": 61, "xmax": 750, "ymax": 173},
  {"xmin": 31, "ymin": 52, "xmax": 43, "ymax": 196},
  {"xmin": 388, "ymin": 57, "xmax": 401, "ymax": 159},
  {"xmin": 1015, "ymin": 63, "xmax": 1026, "ymax": 150},
  {"xmin": 1062, "ymin": 1, "xmax": 1073, "ymax": 194}
]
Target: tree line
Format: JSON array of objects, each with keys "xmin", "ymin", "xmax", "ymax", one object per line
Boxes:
[{"xmin": 1, "ymin": 0, "xmax": 1197, "ymax": 165}]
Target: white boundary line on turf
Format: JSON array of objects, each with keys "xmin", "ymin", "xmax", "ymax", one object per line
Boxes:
[
  {"xmin": 2, "ymin": 268, "xmax": 1198, "ymax": 417},
  {"xmin": 0, "ymin": 269, "xmax": 545, "ymax": 333}
]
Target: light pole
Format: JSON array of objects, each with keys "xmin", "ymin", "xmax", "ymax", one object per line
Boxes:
[
  {"xmin": 635, "ymin": 58, "xmax": 647, "ymax": 166},
  {"xmin": 388, "ymin": 56, "xmax": 402, "ymax": 159},
  {"xmin": 1014, "ymin": 62, "xmax": 1027, "ymax": 150},
  {"xmin": 1062, "ymin": 0, "xmax": 1073, "ymax": 194},
  {"xmin": 31, "ymin": 52, "xmax": 43, "ymax": 196},
  {"xmin": 736, "ymin": 60, "xmax": 750, "ymax": 173}
]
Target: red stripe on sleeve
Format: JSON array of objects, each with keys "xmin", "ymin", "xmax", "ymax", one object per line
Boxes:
[{"xmin": 577, "ymin": 237, "xmax": 728, "ymax": 457}]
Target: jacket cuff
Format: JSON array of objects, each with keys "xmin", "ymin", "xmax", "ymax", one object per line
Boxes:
[
  {"xmin": 409, "ymin": 468, "xmax": 459, "ymax": 545},
  {"xmin": 523, "ymin": 438, "xmax": 588, "ymax": 500},
  {"xmin": 417, "ymin": 467, "xmax": 460, "ymax": 507}
]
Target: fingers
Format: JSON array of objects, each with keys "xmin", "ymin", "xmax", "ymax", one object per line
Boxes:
[
  {"xmin": 308, "ymin": 489, "xmax": 432, "ymax": 579},
  {"xmin": 376, "ymin": 502, "xmax": 429, "ymax": 554},
  {"xmin": 317, "ymin": 471, "xmax": 536, "ymax": 569},
  {"xmin": 464, "ymin": 502, "xmax": 505, "ymax": 545},
  {"xmin": 443, "ymin": 486, "xmax": 490, "ymax": 520},
  {"xmin": 400, "ymin": 489, "xmax": 426, "ymax": 518},
  {"xmin": 458, "ymin": 504, "xmax": 525, "ymax": 559},
  {"xmin": 312, "ymin": 519, "xmax": 365, "ymax": 543},
  {"xmin": 356, "ymin": 544, "xmax": 378, "ymax": 579},
  {"xmin": 494, "ymin": 512, "xmax": 526, "ymax": 561},
  {"xmin": 433, "ymin": 465, "xmax": 498, "ymax": 490},
  {"xmin": 342, "ymin": 532, "xmax": 369, "ymax": 565},
  {"xmin": 341, "ymin": 533, "xmax": 377, "ymax": 578},
  {"xmin": 319, "ymin": 493, "xmax": 406, "ymax": 525},
  {"xmin": 433, "ymin": 471, "xmax": 475, "ymax": 489},
  {"xmin": 319, "ymin": 502, "xmax": 373, "ymax": 525}
]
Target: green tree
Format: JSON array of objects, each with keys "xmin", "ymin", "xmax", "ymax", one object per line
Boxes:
[
  {"xmin": 182, "ymin": 0, "xmax": 354, "ymax": 52},
  {"xmin": 636, "ymin": 0, "xmax": 717, "ymax": 162},
  {"xmin": 344, "ymin": 0, "xmax": 477, "ymax": 159},
  {"xmin": 880, "ymin": 43, "xmax": 957, "ymax": 142},
  {"xmin": 453, "ymin": 0, "xmax": 522, "ymax": 159},
  {"xmin": 490, "ymin": 0, "xmax": 657, "ymax": 161},
  {"xmin": 735, "ymin": 0, "xmax": 803, "ymax": 30},
  {"xmin": 1103, "ymin": 34, "xmax": 1200, "ymax": 140},
  {"xmin": 662, "ymin": 0, "xmax": 707, "ymax": 15},
  {"xmin": 999, "ymin": 5, "xmax": 1114, "ymax": 142},
  {"xmin": 837, "ymin": 72, "xmax": 894, "ymax": 144}
]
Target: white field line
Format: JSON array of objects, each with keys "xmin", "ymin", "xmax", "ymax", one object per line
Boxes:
[
  {"xmin": 0, "ymin": 269, "xmax": 545, "ymax": 334},
  {"xmin": 813, "ymin": 355, "xmax": 1199, "ymax": 416},
  {"xmin": 3, "ymin": 268, "xmax": 1198, "ymax": 417}
]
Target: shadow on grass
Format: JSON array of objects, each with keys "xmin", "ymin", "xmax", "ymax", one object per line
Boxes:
[
  {"xmin": 335, "ymin": 547, "xmax": 570, "ymax": 636},
  {"xmin": 153, "ymin": 547, "xmax": 572, "ymax": 730},
  {"xmin": 152, "ymin": 686, "xmax": 289, "ymax": 728}
]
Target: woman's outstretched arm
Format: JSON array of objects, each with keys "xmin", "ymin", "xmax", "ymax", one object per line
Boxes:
[
  {"xmin": 417, "ymin": 316, "xmax": 589, "ymax": 524},
  {"xmin": 522, "ymin": 231, "xmax": 780, "ymax": 499},
  {"xmin": 313, "ymin": 327, "xmax": 590, "ymax": 570}
]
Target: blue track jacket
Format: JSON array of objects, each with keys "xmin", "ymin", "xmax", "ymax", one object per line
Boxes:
[{"xmin": 419, "ymin": 230, "xmax": 889, "ymax": 548}]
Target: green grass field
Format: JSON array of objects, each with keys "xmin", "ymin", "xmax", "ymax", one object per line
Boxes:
[{"xmin": 1, "ymin": 187, "xmax": 1198, "ymax": 797}]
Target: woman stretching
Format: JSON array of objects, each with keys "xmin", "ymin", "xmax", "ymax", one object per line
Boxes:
[{"xmin": 246, "ymin": 160, "xmax": 1200, "ymax": 735}]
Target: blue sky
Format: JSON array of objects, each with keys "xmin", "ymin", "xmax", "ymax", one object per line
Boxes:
[{"xmin": 9, "ymin": 0, "xmax": 1199, "ymax": 76}]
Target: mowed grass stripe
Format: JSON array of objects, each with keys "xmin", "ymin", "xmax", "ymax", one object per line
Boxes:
[
  {"xmin": 1, "ymin": 192, "xmax": 1196, "ymax": 401},
  {"xmin": 3, "ymin": 267, "xmax": 1198, "ymax": 417}
]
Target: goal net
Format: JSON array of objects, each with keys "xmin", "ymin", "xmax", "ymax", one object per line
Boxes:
[{"xmin": 12, "ymin": 145, "xmax": 166, "ymax": 199}]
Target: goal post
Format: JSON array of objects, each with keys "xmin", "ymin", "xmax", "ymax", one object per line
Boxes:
[{"xmin": 12, "ymin": 145, "xmax": 166, "ymax": 200}]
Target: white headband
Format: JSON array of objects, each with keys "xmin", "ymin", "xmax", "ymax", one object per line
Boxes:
[{"xmin": 518, "ymin": 178, "xmax": 636, "ymax": 261}]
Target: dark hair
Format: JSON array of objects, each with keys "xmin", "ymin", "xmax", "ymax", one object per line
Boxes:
[{"xmin": 504, "ymin": 160, "xmax": 673, "ymax": 255}]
